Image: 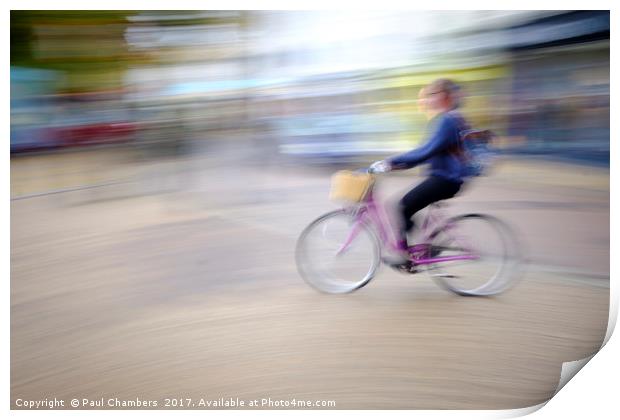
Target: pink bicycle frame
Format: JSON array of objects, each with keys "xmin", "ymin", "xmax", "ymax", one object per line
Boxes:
[{"xmin": 344, "ymin": 187, "xmax": 479, "ymax": 266}]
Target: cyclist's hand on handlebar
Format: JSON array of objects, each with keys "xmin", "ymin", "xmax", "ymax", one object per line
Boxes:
[{"xmin": 369, "ymin": 160, "xmax": 392, "ymax": 174}]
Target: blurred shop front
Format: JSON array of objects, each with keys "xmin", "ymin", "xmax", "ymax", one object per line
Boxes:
[{"xmin": 504, "ymin": 11, "xmax": 610, "ymax": 164}]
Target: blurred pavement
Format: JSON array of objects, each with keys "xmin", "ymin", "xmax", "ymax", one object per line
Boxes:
[{"xmin": 11, "ymin": 150, "xmax": 609, "ymax": 409}]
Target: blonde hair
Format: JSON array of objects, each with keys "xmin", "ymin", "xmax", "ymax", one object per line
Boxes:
[
  {"xmin": 426, "ymin": 78, "xmax": 461, "ymax": 109},
  {"xmin": 428, "ymin": 78, "xmax": 459, "ymax": 95}
]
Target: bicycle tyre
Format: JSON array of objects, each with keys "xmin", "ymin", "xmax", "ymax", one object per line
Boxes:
[
  {"xmin": 426, "ymin": 214, "xmax": 522, "ymax": 296},
  {"xmin": 296, "ymin": 209, "xmax": 381, "ymax": 294}
]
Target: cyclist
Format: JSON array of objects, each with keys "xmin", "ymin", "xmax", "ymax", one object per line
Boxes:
[{"xmin": 370, "ymin": 78, "xmax": 468, "ymax": 264}]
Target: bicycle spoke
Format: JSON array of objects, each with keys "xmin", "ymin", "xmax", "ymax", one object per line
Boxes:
[
  {"xmin": 296, "ymin": 210, "xmax": 380, "ymax": 294},
  {"xmin": 426, "ymin": 214, "xmax": 519, "ymax": 296}
]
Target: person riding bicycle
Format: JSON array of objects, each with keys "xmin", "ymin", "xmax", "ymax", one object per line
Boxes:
[{"xmin": 370, "ymin": 78, "xmax": 469, "ymax": 264}]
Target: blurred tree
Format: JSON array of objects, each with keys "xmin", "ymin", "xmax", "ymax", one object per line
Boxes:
[
  {"xmin": 10, "ymin": 11, "xmax": 35, "ymax": 65},
  {"xmin": 11, "ymin": 11, "xmax": 139, "ymax": 92}
]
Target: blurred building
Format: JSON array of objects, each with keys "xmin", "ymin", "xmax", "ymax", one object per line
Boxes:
[
  {"xmin": 10, "ymin": 10, "xmax": 610, "ymax": 166},
  {"xmin": 121, "ymin": 11, "xmax": 251, "ymax": 164},
  {"xmin": 504, "ymin": 11, "xmax": 610, "ymax": 162},
  {"xmin": 247, "ymin": 10, "xmax": 609, "ymax": 165},
  {"xmin": 10, "ymin": 11, "xmax": 137, "ymax": 153}
]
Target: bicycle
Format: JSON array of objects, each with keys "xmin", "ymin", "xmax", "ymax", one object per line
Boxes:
[{"xmin": 295, "ymin": 168, "xmax": 522, "ymax": 296}]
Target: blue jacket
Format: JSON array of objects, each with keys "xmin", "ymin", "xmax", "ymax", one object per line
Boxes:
[{"xmin": 388, "ymin": 111, "xmax": 467, "ymax": 183}]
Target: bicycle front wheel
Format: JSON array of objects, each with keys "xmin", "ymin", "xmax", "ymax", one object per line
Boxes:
[
  {"xmin": 296, "ymin": 209, "xmax": 381, "ymax": 294},
  {"xmin": 426, "ymin": 214, "xmax": 520, "ymax": 296}
]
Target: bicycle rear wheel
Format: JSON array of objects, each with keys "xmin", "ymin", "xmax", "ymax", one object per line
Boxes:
[
  {"xmin": 296, "ymin": 209, "xmax": 381, "ymax": 294},
  {"xmin": 426, "ymin": 214, "xmax": 520, "ymax": 296}
]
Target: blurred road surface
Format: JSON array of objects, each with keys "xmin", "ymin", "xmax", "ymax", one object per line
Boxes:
[{"xmin": 11, "ymin": 149, "xmax": 609, "ymax": 409}]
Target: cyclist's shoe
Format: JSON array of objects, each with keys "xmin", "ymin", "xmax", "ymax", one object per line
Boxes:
[
  {"xmin": 381, "ymin": 250, "xmax": 410, "ymax": 266},
  {"xmin": 382, "ymin": 249, "xmax": 417, "ymax": 275},
  {"xmin": 388, "ymin": 260, "xmax": 418, "ymax": 274},
  {"xmin": 382, "ymin": 238, "xmax": 414, "ymax": 268}
]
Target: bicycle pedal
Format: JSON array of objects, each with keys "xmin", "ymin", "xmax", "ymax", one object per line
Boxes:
[{"xmin": 387, "ymin": 261, "xmax": 418, "ymax": 274}]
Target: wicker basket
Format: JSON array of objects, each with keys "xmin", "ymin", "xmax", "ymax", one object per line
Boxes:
[{"xmin": 329, "ymin": 170, "xmax": 374, "ymax": 203}]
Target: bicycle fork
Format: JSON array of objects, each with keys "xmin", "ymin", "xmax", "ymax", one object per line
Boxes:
[{"xmin": 335, "ymin": 220, "xmax": 365, "ymax": 256}]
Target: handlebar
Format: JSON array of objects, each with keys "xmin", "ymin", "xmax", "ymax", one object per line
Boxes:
[{"xmin": 356, "ymin": 167, "xmax": 375, "ymax": 175}]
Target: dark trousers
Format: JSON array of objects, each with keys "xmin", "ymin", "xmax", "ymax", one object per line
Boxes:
[{"xmin": 399, "ymin": 176, "xmax": 462, "ymax": 240}]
